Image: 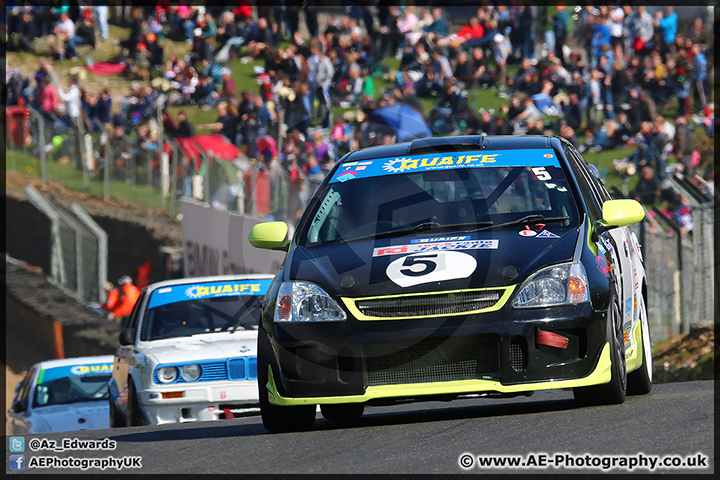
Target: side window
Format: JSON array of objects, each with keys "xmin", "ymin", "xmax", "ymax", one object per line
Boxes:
[
  {"xmin": 571, "ymin": 148, "xmax": 606, "ymax": 208},
  {"xmin": 563, "ymin": 145, "xmax": 604, "ymax": 220},
  {"xmin": 125, "ymin": 291, "xmax": 146, "ymax": 330},
  {"xmin": 18, "ymin": 368, "xmax": 36, "ymax": 403}
]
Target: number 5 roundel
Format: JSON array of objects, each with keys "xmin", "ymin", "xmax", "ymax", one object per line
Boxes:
[{"xmin": 386, "ymin": 251, "xmax": 478, "ymax": 287}]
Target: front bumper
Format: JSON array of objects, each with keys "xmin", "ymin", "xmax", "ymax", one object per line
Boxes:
[
  {"xmin": 137, "ymin": 382, "xmax": 258, "ymax": 424},
  {"xmin": 265, "ymin": 303, "xmax": 611, "ymax": 405}
]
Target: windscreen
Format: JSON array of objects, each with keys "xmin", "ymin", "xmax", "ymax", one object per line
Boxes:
[
  {"xmin": 300, "ymin": 149, "xmax": 579, "ymax": 246},
  {"xmin": 140, "ymin": 279, "xmax": 272, "ymax": 341},
  {"xmin": 33, "ymin": 363, "xmax": 113, "ymax": 408}
]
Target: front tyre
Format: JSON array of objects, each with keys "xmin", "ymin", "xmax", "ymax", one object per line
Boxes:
[
  {"xmin": 109, "ymin": 395, "xmax": 125, "ymax": 428},
  {"xmin": 627, "ymin": 293, "xmax": 653, "ymax": 395},
  {"xmin": 574, "ymin": 293, "xmax": 626, "ymax": 406},
  {"xmin": 127, "ymin": 379, "xmax": 146, "ymax": 426},
  {"xmin": 258, "ymin": 328, "xmax": 316, "ymax": 433}
]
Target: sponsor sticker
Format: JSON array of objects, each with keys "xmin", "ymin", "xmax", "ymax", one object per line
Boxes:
[
  {"xmin": 536, "ymin": 230, "xmax": 560, "ymax": 238},
  {"xmin": 336, "ymin": 171, "xmax": 357, "ymax": 182},
  {"xmin": 38, "ymin": 363, "xmax": 114, "ymax": 385},
  {"xmin": 596, "ymin": 256, "xmax": 610, "ymax": 277},
  {"xmin": 373, "ymin": 239, "xmax": 499, "ymax": 257},
  {"xmin": 519, "ymin": 229, "xmax": 537, "ymax": 237},
  {"xmin": 411, "ymin": 235, "xmax": 471, "ymax": 244},
  {"xmin": 329, "ymin": 149, "xmax": 561, "ymax": 183},
  {"xmin": 147, "ymin": 279, "xmax": 273, "ymax": 309}
]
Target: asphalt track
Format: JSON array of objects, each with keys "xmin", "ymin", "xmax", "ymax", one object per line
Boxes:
[{"xmin": 6, "ymin": 381, "xmax": 713, "ymax": 474}]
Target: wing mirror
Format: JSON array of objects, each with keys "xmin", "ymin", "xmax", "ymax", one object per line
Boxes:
[
  {"xmin": 12, "ymin": 400, "xmax": 28, "ymax": 414},
  {"xmin": 249, "ymin": 221, "xmax": 290, "ymax": 251},
  {"xmin": 594, "ymin": 199, "xmax": 645, "ymax": 239},
  {"xmin": 119, "ymin": 328, "xmax": 136, "ymax": 346}
]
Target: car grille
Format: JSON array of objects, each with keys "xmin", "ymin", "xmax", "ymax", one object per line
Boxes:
[
  {"xmin": 153, "ymin": 356, "xmax": 258, "ymax": 384},
  {"xmin": 364, "ymin": 336, "xmax": 500, "ymax": 386},
  {"xmin": 349, "ymin": 287, "xmax": 511, "ymax": 319}
]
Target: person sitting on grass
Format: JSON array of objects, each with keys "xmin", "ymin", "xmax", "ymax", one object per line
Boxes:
[
  {"xmin": 65, "ymin": 9, "xmax": 96, "ymax": 60},
  {"xmin": 47, "ymin": 11, "xmax": 75, "ymax": 60}
]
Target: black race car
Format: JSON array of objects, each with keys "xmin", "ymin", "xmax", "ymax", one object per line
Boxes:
[{"xmin": 249, "ymin": 135, "xmax": 652, "ymax": 433}]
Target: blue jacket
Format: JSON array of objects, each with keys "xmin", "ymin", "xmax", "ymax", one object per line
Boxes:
[
  {"xmin": 658, "ymin": 12, "xmax": 678, "ymax": 45},
  {"xmin": 592, "ymin": 22, "xmax": 611, "ymax": 57},
  {"xmin": 693, "ymin": 52, "xmax": 707, "ymax": 81}
]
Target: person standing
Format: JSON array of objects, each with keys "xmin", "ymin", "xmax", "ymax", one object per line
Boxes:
[
  {"xmin": 94, "ymin": 5, "xmax": 109, "ymax": 40},
  {"xmin": 100, "ymin": 276, "xmax": 142, "ymax": 323},
  {"xmin": 690, "ymin": 42, "xmax": 708, "ymax": 111},
  {"xmin": 552, "ymin": 5, "xmax": 568, "ymax": 65}
]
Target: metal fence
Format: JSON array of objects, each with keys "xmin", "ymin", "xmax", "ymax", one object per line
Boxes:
[
  {"xmin": 10, "ymin": 106, "xmax": 305, "ymax": 224},
  {"xmin": 24, "ymin": 185, "xmax": 108, "ymax": 303},
  {"xmin": 628, "ymin": 177, "xmax": 716, "ymax": 343}
]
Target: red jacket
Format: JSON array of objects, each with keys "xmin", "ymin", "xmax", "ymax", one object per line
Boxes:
[{"xmin": 458, "ymin": 24, "xmax": 485, "ymax": 42}]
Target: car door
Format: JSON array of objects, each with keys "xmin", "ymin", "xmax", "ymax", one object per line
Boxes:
[
  {"xmin": 567, "ymin": 145, "xmax": 637, "ymax": 357},
  {"xmin": 113, "ymin": 291, "xmax": 146, "ymax": 417}
]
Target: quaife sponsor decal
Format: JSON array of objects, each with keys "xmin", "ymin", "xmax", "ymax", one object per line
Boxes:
[
  {"xmin": 147, "ymin": 279, "xmax": 273, "ymax": 309},
  {"xmin": 373, "ymin": 239, "xmax": 499, "ymax": 257},
  {"xmin": 330, "ymin": 149, "xmax": 561, "ymax": 183},
  {"xmin": 70, "ymin": 364, "xmax": 113, "ymax": 375},
  {"xmin": 411, "ymin": 235, "xmax": 471, "ymax": 244},
  {"xmin": 38, "ymin": 364, "xmax": 114, "ymax": 384}
]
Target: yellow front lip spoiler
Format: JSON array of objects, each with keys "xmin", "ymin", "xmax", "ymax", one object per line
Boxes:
[{"xmin": 267, "ymin": 342, "xmax": 612, "ymax": 406}]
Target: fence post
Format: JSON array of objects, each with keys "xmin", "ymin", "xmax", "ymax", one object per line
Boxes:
[
  {"xmin": 104, "ymin": 126, "xmax": 112, "ymax": 201},
  {"xmin": 71, "ymin": 203, "xmax": 109, "ymax": 303},
  {"xmin": 204, "ymin": 153, "xmax": 211, "ymax": 204},
  {"xmin": 38, "ymin": 113, "xmax": 48, "ymax": 184},
  {"xmin": 77, "ymin": 116, "xmax": 89, "ymax": 190},
  {"xmin": 169, "ymin": 139, "xmax": 178, "ymax": 217}
]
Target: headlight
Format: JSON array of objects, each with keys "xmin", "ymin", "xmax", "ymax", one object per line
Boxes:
[
  {"xmin": 157, "ymin": 366, "xmax": 179, "ymax": 384},
  {"xmin": 512, "ymin": 262, "xmax": 589, "ymax": 308},
  {"xmin": 275, "ymin": 281, "xmax": 347, "ymax": 322},
  {"xmin": 181, "ymin": 364, "xmax": 201, "ymax": 382}
]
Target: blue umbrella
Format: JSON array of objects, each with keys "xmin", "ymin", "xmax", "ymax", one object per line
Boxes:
[{"xmin": 369, "ymin": 104, "xmax": 432, "ymax": 143}]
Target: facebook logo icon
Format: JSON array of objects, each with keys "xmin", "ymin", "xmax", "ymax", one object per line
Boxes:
[{"xmin": 10, "ymin": 455, "xmax": 25, "ymax": 470}]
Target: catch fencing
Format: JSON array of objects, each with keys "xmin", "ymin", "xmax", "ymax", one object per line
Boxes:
[
  {"xmin": 11, "ymin": 106, "xmax": 305, "ymax": 224},
  {"xmin": 628, "ymin": 177, "xmax": 715, "ymax": 342},
  {"xmin": 24, "ymin": 185, "xmax": 108, "ymax": 303}
]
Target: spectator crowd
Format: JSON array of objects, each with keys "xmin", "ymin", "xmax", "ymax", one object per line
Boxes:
[{"xmin": 6, "ymin": 4, "xmax": 715, "ymax": 227}]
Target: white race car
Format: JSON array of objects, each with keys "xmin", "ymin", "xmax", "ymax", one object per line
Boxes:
[
  {"xmin": 8, "ymin": 356, "xmax": 115, "ymax": 434},
  {"xmin": 108, "ymin": 274, "xmax": 274, "ymax": 426}
]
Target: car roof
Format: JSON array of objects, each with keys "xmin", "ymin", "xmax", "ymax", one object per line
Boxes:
[
  {"xmin": 34, "ymin": 355, "xmax": 115, "ymax": 372},
  {"xmin": 144, "ymin": 274, "xmax": 276, "ymax": 293},
  {"xmin": 342, "ymin": 135, "xmax": 558, "ymax": 163}
]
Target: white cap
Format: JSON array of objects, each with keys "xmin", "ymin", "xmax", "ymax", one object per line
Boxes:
[
  {"xmin": 494, "ymin": 33, "xmax": 504, "ymax": 43},
  {"xmin": 194, "ymin": 28, "xmax": 202, "ymax": 36},
  {"xmin": 131, "ymin": 81, "xmax": 141, "ymax": 90},
  {"xmin": 220, "ymin": 68, "xmax": 231, "ymax": 76}
]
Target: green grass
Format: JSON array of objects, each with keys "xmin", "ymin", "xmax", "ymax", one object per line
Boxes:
[{"xmin": 6, "ymin": 147, "xmax": 169, "ymax": 210}]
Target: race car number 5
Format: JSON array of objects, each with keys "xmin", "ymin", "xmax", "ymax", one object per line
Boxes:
[
  {"xmin": 532, "ymin": 167, "xmax": 551, "ymax": 180},
  {"xmin": 386, "ymin": 251, "xmax": 477, "ymax": 287}
]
